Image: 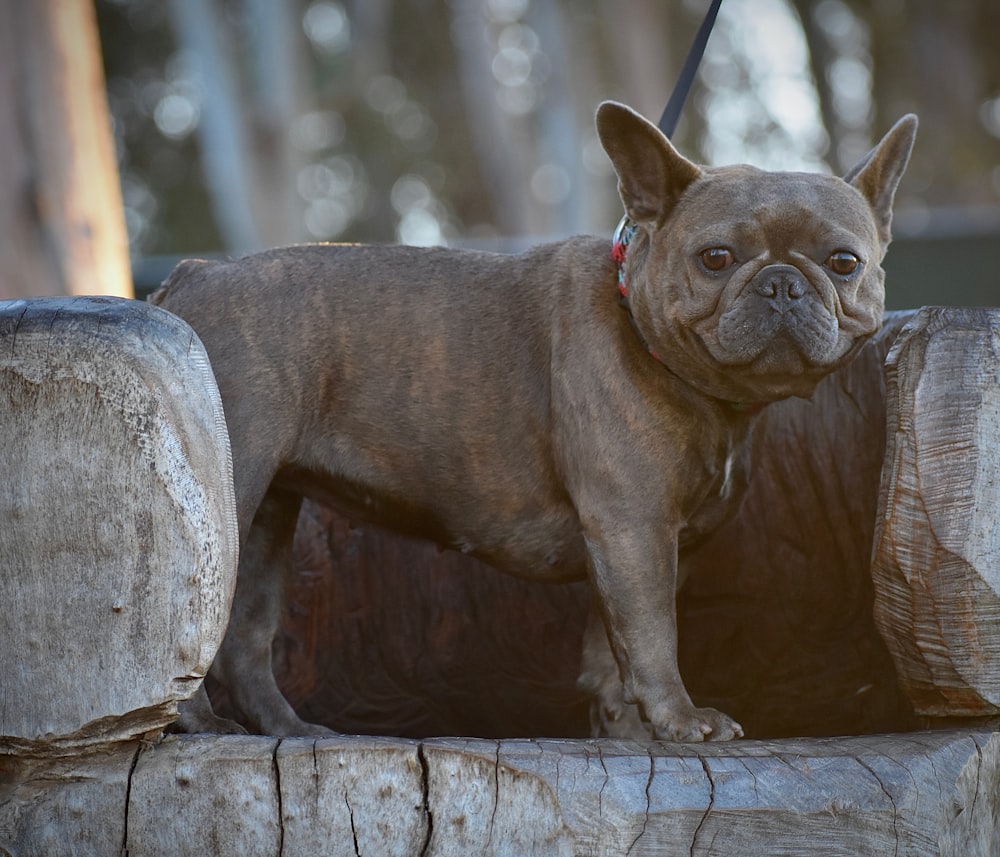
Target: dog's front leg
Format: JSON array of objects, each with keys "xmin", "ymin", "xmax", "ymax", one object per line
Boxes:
[{"xmin": 582, "ymin": 527, "xmax": 743, "ymax": 742}]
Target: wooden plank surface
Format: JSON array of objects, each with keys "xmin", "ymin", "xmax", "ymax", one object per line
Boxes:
[
  {"xmin": 0, "ymin": 749, "xmax": 132, "ymax": 856},
  {"xmin": 0, "ymin": 297, "xmax": 237, "ymax": 752},
  {"xmin": 2, "ymin": 730, "xmax": 997, "ymax": 856},
  {"xmin": 873, "ymin": 306, "xmax": 1000, "ymax": 716}
]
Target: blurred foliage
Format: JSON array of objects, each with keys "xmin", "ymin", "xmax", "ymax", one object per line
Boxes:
[{"xmin": 96, "ymin": 0, "xmax": 1000, "ymax": 260}]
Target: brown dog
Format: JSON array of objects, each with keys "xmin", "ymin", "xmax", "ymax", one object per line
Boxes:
[{"xmin": 152, "ymin": 102, "xmax": 916, "ymax": 742}]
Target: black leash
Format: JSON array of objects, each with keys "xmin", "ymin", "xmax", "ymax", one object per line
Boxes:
[
  {"xmin": 614, "ymin": 0, "xmax": 733, "ymax": 391},
  {"xmin": 613, "ymin": 0, "xmax": 723, "ymax": 245},
  {"xmin": 657, "ymin": 0, "xmax": 723, "ymax": 138},
  {"xmin": 612, "ymin": 0, "xmax": 767, "ymax": 414}
]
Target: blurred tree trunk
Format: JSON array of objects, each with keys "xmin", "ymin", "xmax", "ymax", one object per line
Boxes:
[
  {"xmin": 529, "ymin": 1, "xmax": 586, "ymax": 237},
  {"xmin": 789, "ymin": 0, "xmax": 843, "ymax": 169},
  {"xmin": 866, "ymin": 0, "xmax": 998, "ymax": 206},
  {"xmin": 600, "ymin": 0, "xmax": 675, "ymax": 127},
  {"xmin": 448, "ymin": 0, "xmax": 532, "ymax": 237},
  {"xmin": 793, "ymin": 0, "xmax": 1000, "ymax": 206},
  {"xmin": 167, "ymin": 0, "xmax": 306, "ymax": 254},
  {"xmin": 0, "ymin": 0, "xmax": 131, "ymax": 300}
]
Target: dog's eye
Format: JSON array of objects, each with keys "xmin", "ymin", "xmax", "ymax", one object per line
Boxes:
[
  {"xmin": 826, "ymin": 251, "xmax": 861, "ymax": 276},
  {"xmin": 699, "ymin": 247, "xmax": 735, "ymax": 272}
]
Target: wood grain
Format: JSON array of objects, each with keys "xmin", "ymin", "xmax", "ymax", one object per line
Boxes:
[
  {"xmin": 873, "ymin": 306, "xmax": 1000, "ymax": 717},
  {"xmin": 3, "ymin": 730, "xmax": 997, "ymax": 855}
]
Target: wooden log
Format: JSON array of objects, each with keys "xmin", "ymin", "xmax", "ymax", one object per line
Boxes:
[
  {"xmin": 872, "ymin": 306, "xmax": 1000, "ymax": 718},
  {"xmin": 276, "ymin": 736, "xmax": 428, "ymax": 856},
  {"xmin": 0, "ymin": 297, "xmax": 238, "ymax": 753},
  {"xmin": 4, "ymin": 299, "xmax": 1000, "ymax": 855},
  {"xmin": 0, "ymin": 747, "xmax": 133, "ymax": 855},
  {"xmin": 2, "ymin": 730, "xmax": 997, "ymax": 855}
]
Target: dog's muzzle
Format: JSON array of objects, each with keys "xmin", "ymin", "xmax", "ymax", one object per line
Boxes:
[{"xmin": 716, "ymin": 264, "xmax": 840, "ymax": 366}]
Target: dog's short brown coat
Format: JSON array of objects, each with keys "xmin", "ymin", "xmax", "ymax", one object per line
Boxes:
[{"xmin": 153, "ymin": 102, "xmax": 917, "ymax": 742}]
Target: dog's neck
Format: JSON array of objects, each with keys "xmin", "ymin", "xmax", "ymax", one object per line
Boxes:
[{"xmin": 611, "ymin": 216, "xmax": 768, "ymax": 417}]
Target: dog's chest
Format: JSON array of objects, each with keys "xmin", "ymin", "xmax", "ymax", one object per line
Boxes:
[{"xmin": 681, "ymin": 430, "xmax": 752, "ymax": 547}]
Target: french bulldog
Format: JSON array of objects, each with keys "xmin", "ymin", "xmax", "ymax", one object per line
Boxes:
[{"xmin": 151, "ymin": 101, "xmax": 917, "ymax": 742}]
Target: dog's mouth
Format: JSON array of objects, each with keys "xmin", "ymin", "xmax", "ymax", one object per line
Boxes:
[
  {"xmin": 710, "ymin": 264, "xmax": 846, "ymax": 370},
  {"xmin": 636, "ymin": 261, "xmax": 880, "ymax": 403},
  {"xmin": 670, "ymin": 266, "xmax": 864, "ymax": 402},
  {"xmin": 658, "ymin": 317, "xmax": 848, "ymax": 406},
  {"xmin": 716, "ymin": 299, "xmax": 841, "ymax": 366}
]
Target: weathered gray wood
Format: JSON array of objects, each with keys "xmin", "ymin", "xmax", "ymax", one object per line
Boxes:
[
  {"xmin": 422, "ymin": 738, "xmax": 573, "ymax": 855},
  {"xmin": 2, "ymin": 731, "xmax": 997, "ymax": 856},
  {"xmin": 0, "ymin": 297, "xmax": 238, "ymax": 752},
  {"xmin": 872, "ymin": 306, "xmax": 1000, "ymax": 717},
  {"xmin": 127, "ymin": 735, "xmax": 282, "ymax": 856},
  {"xmin": 276, "ymin": 736, "xmax": 428, "ymax": 856},
  {"xmin": 0, "ymin": 747, "xmax": 134, "ymax": 856},
  {"xmin": 5, "ymin": 297, "xmax": 1000, "ymax": 856}
]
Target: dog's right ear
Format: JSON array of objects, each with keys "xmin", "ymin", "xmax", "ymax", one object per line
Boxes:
[{"xmin": 596, "ymin": 101, "xmax": 701, "ymax": 227}]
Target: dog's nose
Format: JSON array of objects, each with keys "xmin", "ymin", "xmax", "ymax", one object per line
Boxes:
[{"xmin": 754, "ymin": 265, "xmax": 806, "ymax": 307}]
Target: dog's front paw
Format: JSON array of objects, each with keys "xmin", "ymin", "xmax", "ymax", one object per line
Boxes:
[{"xmin": 650, "ymin": 704, "xmax": 744, "ymax": 743}]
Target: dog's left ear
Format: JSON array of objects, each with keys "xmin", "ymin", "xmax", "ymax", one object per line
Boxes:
[
  {"xmin": 844, "ymin": 114, "xmax": 918, "ymax": 247},
  {"xmin": 596, "ymin": 101, "xmax": 701, "ymax": 227}
]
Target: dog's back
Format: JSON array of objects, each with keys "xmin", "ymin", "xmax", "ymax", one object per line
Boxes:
[{"xmin": 150, "ymin": 240, "xmax": 608, "ymax": 578}]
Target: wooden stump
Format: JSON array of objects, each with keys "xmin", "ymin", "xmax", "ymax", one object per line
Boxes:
[
  {"xmin": 872, "ymin": 306, "xmax": 1000, "ymax": 718},
  {"xmin": 0, "ymin": 297, "xmax": 237, "ymax": 752}
]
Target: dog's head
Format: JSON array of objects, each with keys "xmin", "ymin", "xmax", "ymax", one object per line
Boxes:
[{"xmin": 597, "ymin": 101, "xmax": 918, "ymax": 403}]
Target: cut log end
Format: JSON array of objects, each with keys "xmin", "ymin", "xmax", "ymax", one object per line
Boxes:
[{"xmin": 0, "ymin": 297, "xmax": 237, "ymax": 752}]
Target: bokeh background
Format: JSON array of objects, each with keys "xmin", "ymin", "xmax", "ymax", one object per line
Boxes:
[{"xmin": 93, "ymin": 0, "xmax": 1000, "ymax": 308}]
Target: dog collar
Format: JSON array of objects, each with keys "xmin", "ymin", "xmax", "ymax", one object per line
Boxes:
[
  {"xmin": 611, "ymin": 214, "xmax": 769, "ymax": 417},
  {"xmin": 613, "ymin": 214, "xmax": 664, "ymax": 365},
  {"xmin": 613, "ymin": 216, "xmax": 660, "ymax": 361},
  {"xmin": 612, "ymin": 216, "xmax": 638, "ymax": 299}
]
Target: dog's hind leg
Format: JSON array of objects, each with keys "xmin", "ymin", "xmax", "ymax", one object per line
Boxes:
[
  {"xmin": 577, "ymin": 598, "xmax": 652, "ymax": 740},
  {"xmin": 211, "ymin": 485, "xmax": 335, "ymax": 736},
  {"xmin": 174, "ymin": 682, "xmax": 247, "ymax": 734}
]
